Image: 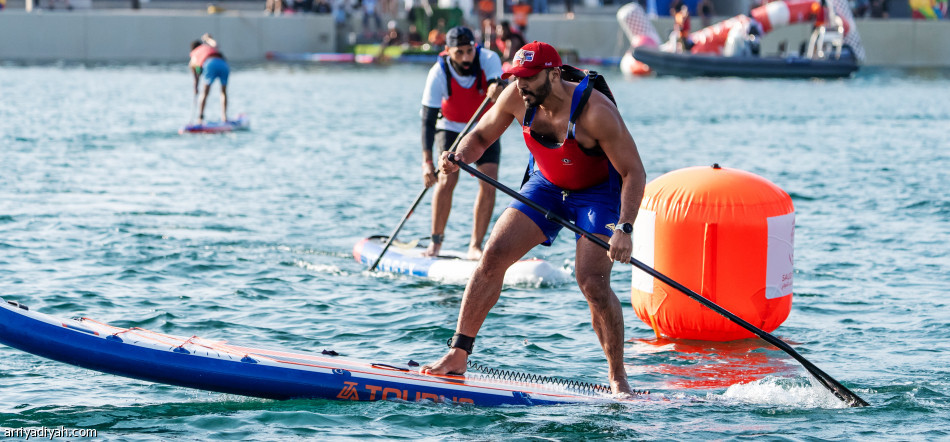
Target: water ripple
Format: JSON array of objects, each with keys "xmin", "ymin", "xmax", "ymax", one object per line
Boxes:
[{"xmin": 0, "ymin": 64, "xmax": 947, "ymax": 438}]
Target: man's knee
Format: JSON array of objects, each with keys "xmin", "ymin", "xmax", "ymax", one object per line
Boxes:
[
  {"xmin": 477, "ymin": 181, "xmax": 497, "ymax": 194},
  {"xmin": 476, "ymin": 240, "xmax": 517, "ymax": 276},
  {"xmin": 576, "ymin": 272, "xmax": 612, "ymax": 304},
  {"xmin": 437, "ymin": 173, "xmax": 458, "ymax": 188}
]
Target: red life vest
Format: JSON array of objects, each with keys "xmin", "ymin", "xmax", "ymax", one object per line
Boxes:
[
  {"xmin": 522, "ymin": 75, "xmax": 610, "ymax": 191},
  {"xmin": 676, "ymin": 11, "xmax": 691, "ymax": 37},
  {"xmin": 190, "ymin": 44, "xmax": 221, "ymax": 68},
  {"xmin": 438, "ymin": 49, "xmax": 493, "ymax": 124},
  {"xmin": 494, "ymin": 37, "xmax": 507, "ymax": 56}
]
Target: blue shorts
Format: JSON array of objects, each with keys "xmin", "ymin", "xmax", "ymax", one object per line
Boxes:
[
  {"xmin": 509, "ymin": 171, "xmax": 620, "ymax": 246},
  {"xmin": 202, "ymin": 57, "xmax": 230, "ymax": 86}
]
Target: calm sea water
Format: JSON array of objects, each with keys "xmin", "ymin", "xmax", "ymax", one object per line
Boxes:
[{"xmin": 1, "ymin": 63, "xmax": 948, "ymax": 440}]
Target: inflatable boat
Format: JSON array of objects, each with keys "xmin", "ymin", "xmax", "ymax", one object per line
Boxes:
[{"xmin": 631, "ymin": 46, "xmax": 859, "ymax": 78}]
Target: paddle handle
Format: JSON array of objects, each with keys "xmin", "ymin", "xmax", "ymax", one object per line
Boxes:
[
  {"xmin": 450, "ymin": 156, "xmax": 869, "ymax": 407},
  {"xmin": 368, "ymin": 96, "xmax": 493, "ymax": 272}
]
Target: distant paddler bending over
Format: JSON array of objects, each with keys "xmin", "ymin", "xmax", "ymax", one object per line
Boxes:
[
  {"xmin": 188, "ymin": 33, "xmax": 229, "ymax": 125},
  {"xmin": 421, "ymin": 41, "xmax": 647, "ymax": 395},
  {"xmin": 420, "ymin": 26, "xmax": 506, "ymax": 259}
]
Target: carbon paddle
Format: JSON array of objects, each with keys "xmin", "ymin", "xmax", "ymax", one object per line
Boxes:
[
  {"xmin": 189, "ymin": 93, "xmax": 198, "ymax": 125},
  {"xmin": 368, "ymin": 96, "xmax": 492, "ymax": 272},
  {"xmin": 449, "ymin": 155, "xmax": 869, "ymax": 407}
]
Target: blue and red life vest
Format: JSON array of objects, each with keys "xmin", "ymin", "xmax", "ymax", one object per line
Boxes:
[
  {"xmin": 437, "ymin": 48, "xmax": 493, "ymax": 124},
  {"xmin": 522, "ymin": 74, "xmax": 616, "ymax": 191}
]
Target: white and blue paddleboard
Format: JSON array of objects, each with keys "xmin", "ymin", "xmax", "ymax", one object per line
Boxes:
[
  {"xmin": 0, "ymin": 299, "xmax": 645, "ymax": 407},
  {"xmin": 353, "ymin": 236, "xmax": 572, "ymax": 286},
  {"xmin": 179, "ymin": 113, "xmax": 250, "ymax": 134}
]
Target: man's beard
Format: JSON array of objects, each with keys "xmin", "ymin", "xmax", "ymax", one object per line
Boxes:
[
  {"xmin": 520, "ymin": 75, "xmax": 552, "ymax": 107},
  {"xmin": 451, "ymin": 59, "xmax": 475, "ymax": 76}
]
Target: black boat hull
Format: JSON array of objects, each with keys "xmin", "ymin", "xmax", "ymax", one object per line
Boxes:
[{"xmin": 632, "ymin": 47, "xmax": 859, "ymax": 79}]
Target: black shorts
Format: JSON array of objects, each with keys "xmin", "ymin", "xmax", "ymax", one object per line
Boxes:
[{"xmin": 435, "ymin": 130, "xmax": 500, "ymax": 165}]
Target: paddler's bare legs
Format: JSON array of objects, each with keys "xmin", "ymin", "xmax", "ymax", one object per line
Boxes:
[
  {"xmin": 426, "ymin": 169, "xmax": 458, "ymax": 257},
  {"xmin": 421, "ymin": 209, "xmax": 545, "ymax": 374},
  {"xmin": 196, "ymin": 83, "xmax": 227, "ymax": 124},
  {"xmin": 468, "ymin": 162, "xmax": 497, "ymax": 260},
  {"xmin": 422, "ymin": 211, "xmax": 633, "ymax": 396},
  {"xmin": 575, "ymin": 234, "xmax": 632, "ymax": 396},
  {"xmin": 220, "ymin": 84, "xmax": 228, "ymax": 122},
  {"xmin": 197, "ymin": 83, "xmax": 212, "ymax": 124},
  {"xmin": 425, "ymin": 162, "xmax": 498, "ymax": 259}
]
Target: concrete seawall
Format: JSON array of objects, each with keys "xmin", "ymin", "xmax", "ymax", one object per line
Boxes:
[
  {"xmin": 0, "ymin": 11, "xmax": 336, "ymax": 62},
  {"xmin": 1, "ymin": 10, "xmax": 948, "ymax": 67}
]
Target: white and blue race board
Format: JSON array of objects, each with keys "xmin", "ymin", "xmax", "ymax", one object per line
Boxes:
[
  {"xmin": 0, "ymin": 299, "xmax": 636, "ymax": 407},
  {"xmin": 353, "ymin": 236, "xmax": 572, "ymax": 286}
]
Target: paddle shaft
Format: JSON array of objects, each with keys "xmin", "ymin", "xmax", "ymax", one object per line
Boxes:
[
  {"xmin": 368, "ymin": 96, "xmax": 493, "ymax": 272},
  {"xmin": 190, "ymin": 93, "xmax": 198, "ymax": 124},
  {"xmin": 450, "ymin": 156, "xmax": 869, "ymax": 407}
]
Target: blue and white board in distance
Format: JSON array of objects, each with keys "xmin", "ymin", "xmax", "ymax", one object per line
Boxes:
[
  {"xmin": 0, "ymin": 299, "xmax": 633, "ymax": 407},
  {"xmin": 353, "ymin": 236, "xmax": 572, "ymax": 286}
]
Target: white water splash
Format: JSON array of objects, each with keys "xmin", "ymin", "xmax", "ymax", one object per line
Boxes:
[
  {"xmin": 716, "ymin": 376, "xmax": 850, "ymax": 409},
  {"xmin": 295, "ymin": 260, "xmax": 347, "ymax": 276}
]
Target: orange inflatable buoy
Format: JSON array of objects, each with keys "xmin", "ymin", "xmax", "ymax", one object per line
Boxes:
[{"xmin": 630, "ymin": 164, "xmax": 795, "ymax": 341}]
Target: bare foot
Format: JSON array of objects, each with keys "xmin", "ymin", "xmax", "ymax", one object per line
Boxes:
[
  {"xmin": 424, "ymin": 241, "xmax": 441, "ymax": 257},
  {"xmin": 420, "ymin": 348, "xmax": 469, "ymax": 376},
  {"xmin": 466, "ymin": 246, "xmax": 483, "ymax": 261},
  {"xmin": 609, "ymin": 375, "xmax": 633, "ymax": 397}
]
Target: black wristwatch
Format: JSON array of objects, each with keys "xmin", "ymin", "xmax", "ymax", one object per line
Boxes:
[{"xmin": 613, "ymin": 222, "xmax": 633, "ymax": 235}]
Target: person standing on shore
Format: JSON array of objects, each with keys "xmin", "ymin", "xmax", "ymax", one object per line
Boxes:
[
  {"xmin": 265, "ymin": 0, "xmax": 283, "ymax": 14},
  {"xmin": 512, "ymin": 0, "xmax": 532, "ymax": 33},
  {"xmin": 699, "ymin": 0, "xmax": 715, "ymax": 27},
  {"xmin": 495, "ymin": 20, "xmax": 526, "ymax": 64},
  {"xmin": 428, "ymin": 18, "xmax": 448, "ymax": 47},
  {"xmin": 673, "ymin": 4, "xmax": 692, "ymax": 52},
  {"xmin": 421, "ymin": 41, "xmax": 646, "ymax": 395},
  {"xmin": 188, "ymin": 34, "xmax": 229, "ymax": 124},
  {"xmin": 420, "ymin": 26, "xmax": 506, "ymax": 259}
]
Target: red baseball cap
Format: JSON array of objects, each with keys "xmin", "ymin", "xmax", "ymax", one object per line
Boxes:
[{"xmin": 502, "ymin": 41, "xmax": 563, "ymax": 79}]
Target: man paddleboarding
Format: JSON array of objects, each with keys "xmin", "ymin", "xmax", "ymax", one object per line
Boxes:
[
  {"xmin": 421, "ymin": 41, "xmax": 647, "ymax": 395},
  {"xmin": 420, "ymin": 26, "xmax": 506, "ymax": 259},
  {"xmin": 188, "ymin": 34, "xmax": 229, "ymax": 125}
]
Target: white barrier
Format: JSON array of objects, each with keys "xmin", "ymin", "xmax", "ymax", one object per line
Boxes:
[{"xmin": 0, "ymin": 10, "xmax": 947, "ymax": 66}]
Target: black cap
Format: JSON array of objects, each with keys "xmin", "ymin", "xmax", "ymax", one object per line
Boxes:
[{"xmin": 445, "ymin": 26, "xmax": 475, "ymax": 48}]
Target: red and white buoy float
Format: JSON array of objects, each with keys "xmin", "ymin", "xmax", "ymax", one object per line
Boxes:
[{"xmin": 630, "ymin": 164, "xmax": 795, "ymax": 341}]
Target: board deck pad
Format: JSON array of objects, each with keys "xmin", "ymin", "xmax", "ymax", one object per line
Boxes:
[{"xmin": 0, "ymin": 299, "xmax": 649, "ymax": 407}]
